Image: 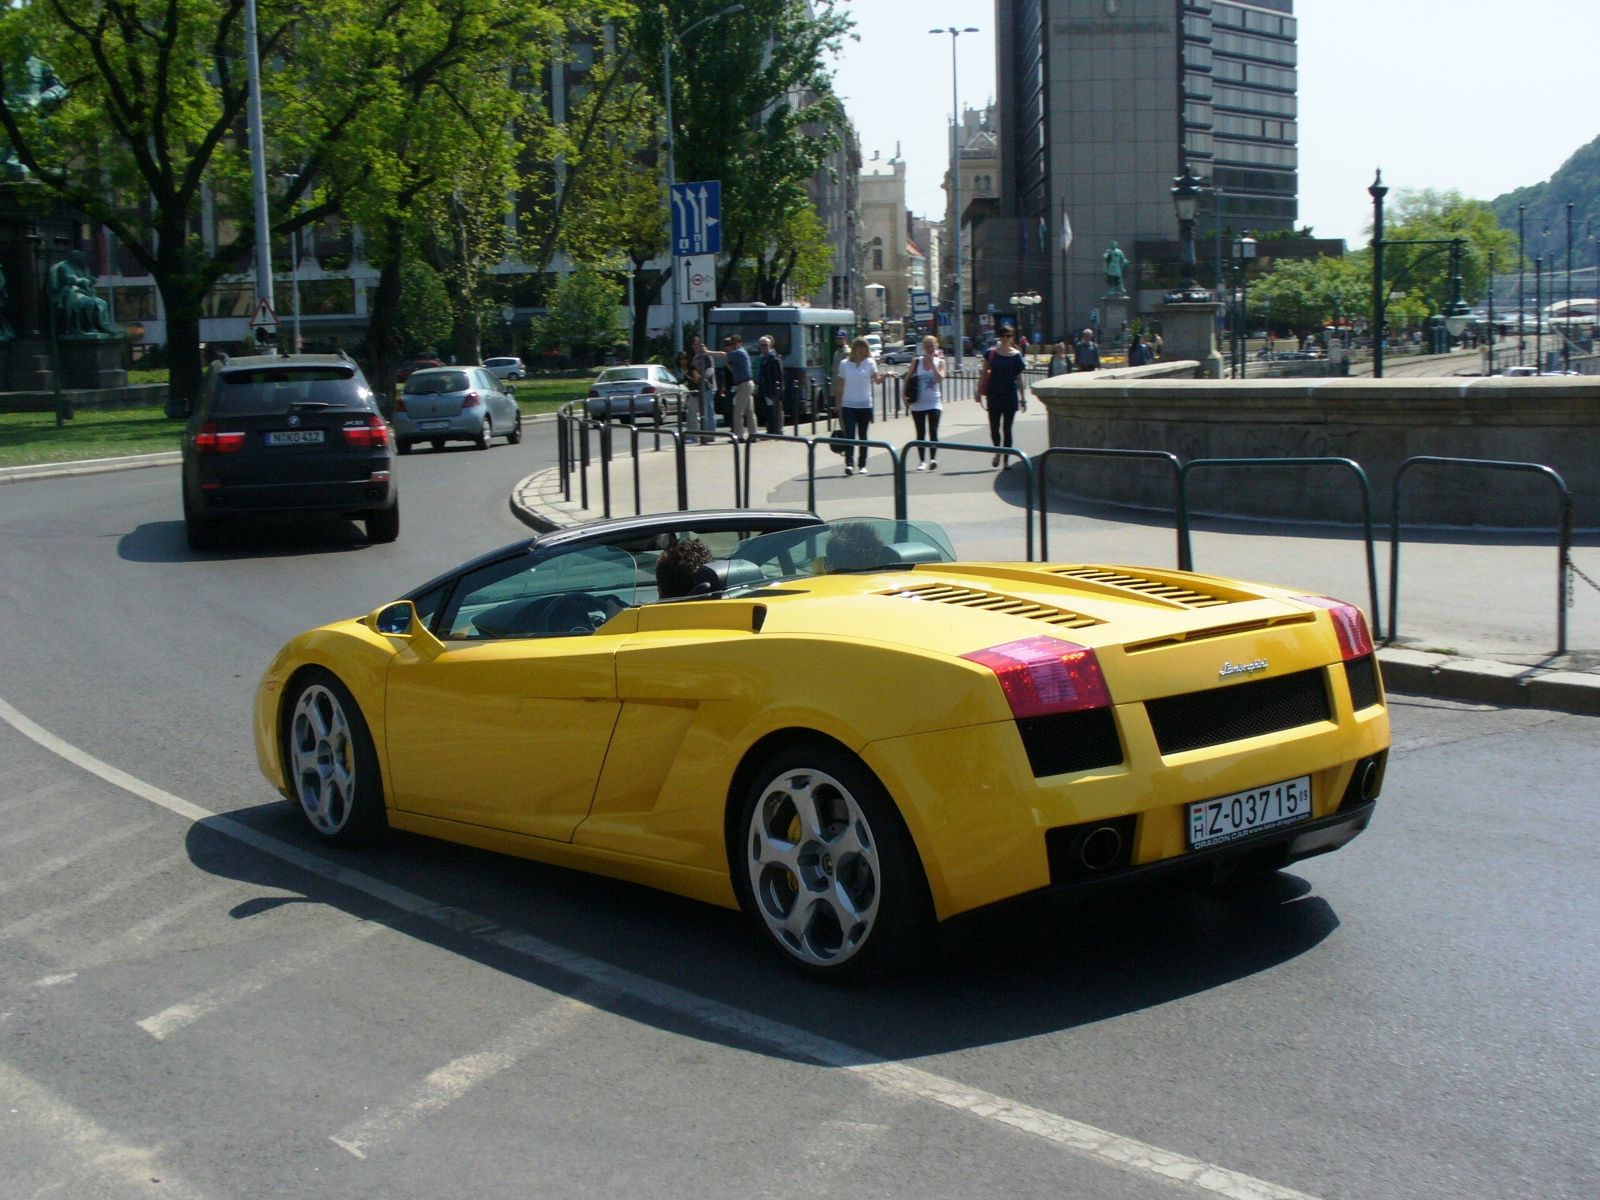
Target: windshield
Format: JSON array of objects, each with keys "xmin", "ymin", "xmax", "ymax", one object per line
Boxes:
[
  {"xmin": 597, "ymin": 367, "xmax": 648, "ymax": 384},
  {"xmin": 404, "ymin": 371, "xmax": 471, "ymax": 395},
  {"xmin": 726, "ymin": 517, "xmax": 956, "ymax": 588},
  {"xmin": 215, "ymin": 367, "xmax": 364, "ymax": 415}
]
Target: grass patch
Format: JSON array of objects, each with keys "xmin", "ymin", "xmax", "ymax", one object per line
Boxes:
[{"xmin": 0, "ymin": 405, "xmax": 183, "ymax": 469}]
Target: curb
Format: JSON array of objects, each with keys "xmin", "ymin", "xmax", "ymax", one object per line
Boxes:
[{"xmin": 0, "ymin": 451, "xmax": 181, "ymax": 484}]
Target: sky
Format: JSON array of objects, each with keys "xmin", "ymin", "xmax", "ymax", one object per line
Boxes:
[{"xmin": 829, "ymin": 0, "xmax": 1599, "ymax": 246}]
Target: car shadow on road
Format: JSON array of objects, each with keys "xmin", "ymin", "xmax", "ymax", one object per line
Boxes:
[
  {"xmin": 185, "ymin": 798, "xmax": 1340, "ymax": 1066},
  {"xmin": 118, "ymin": 519, "xmax": 377, "ymax": 563}
]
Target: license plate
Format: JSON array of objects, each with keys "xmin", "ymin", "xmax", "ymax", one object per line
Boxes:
[
  {"xmin": 1188, "ymin": 775, "xmax": 1312, "ymax": 849},
  {"xmin": 264, "ymin": 430, "xmax": 324, "ymax": 446},
  {"xmin": 418, "ymin": 419, "xmax": 450, "ymax": 430}
]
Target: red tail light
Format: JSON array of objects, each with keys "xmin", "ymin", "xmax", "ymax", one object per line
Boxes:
[
  {"xmin": 1295, "ymin": 596, "xmax": 1375, "ymax": 660},
  {"xmin": 394, "ymin": 396, "xmax": 408, "ymax": 413},
  {"xmin": 588, "ymin": 388, "xmax": 600, "ymax": 398},
  {"xmin": 341, "ymin": 415, "xmax": 392, "ymax": 449},
  {"xmin": 194, "ymin": 421, "xmax": 246, "ymax": 454},
  {"xmin": 462, "ymin": 391, "xmax": 481, "ymax": 408},
  {"xmin": 640, "ymin": 384, "xmax": 656, "ymax": 394},
  {"xmin": 962, "ymin": 636, "xmax": 1111, "ymax": 717}
]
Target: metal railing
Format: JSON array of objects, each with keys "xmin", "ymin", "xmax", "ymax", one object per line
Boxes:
[
  {"xmin": 1178, "ymin": 457, "xmax": 1382, "ymax": 638},
  {"xmin": 1390, "ymin": 457, "xmax": 1573, "ymax": 652},
  {"xmin": 1038, "ymin": 448, "xmax": 1184, "ymax": 566}
]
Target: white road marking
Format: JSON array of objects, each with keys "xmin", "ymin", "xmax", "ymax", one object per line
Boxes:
[
  {"xmin": 0, "ymin": 847, "xmax": 191, "ymax": 943},
  {"xmin": 0, "ymin": 822, "xmax": 149, "ymax": 897},
  {"xmin": 0, "ymin": 694, "xmax": 1323, "ymax": 1200},
  {"xmin": 329, "ymin": 993, "xmax": 598, "ymax": 1159},
  {"xmin": 137, "ymin": 917, "xmax": 380, "ymax": 1040},
  {"xmin": 0, "ymin": 1058, "xmax": 213, "ymax": 1200}
]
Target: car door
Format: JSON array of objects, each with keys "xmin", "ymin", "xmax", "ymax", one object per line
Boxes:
[{"xmin": 382, "ymin": 545, "xmax": 641, "ymax": 841}]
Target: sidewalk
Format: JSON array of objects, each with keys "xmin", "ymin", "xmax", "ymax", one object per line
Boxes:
[{"xmin": 512, "ymin": 399, "xmax": 1600, "ymax": 716}]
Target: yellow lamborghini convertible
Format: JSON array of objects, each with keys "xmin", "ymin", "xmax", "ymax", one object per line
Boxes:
[{"xmin": 254, "ymin": 510, "xmax": 1390, "ymax": 979}]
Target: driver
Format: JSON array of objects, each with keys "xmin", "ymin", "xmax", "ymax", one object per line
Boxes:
[{"xmin": 655, "ymin": 537, "xmax": 713, "ymax": 599}]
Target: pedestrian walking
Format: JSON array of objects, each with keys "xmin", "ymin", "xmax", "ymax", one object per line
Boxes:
[
  {"xmin": 1048, "ymin": 341, "xmax": 1069, "ymax": 377},
  {"xmin": 727, "ymin": 333, "xmax": 756, "ymax": 440},
  {"xmin": 756, "ymin": 336, "xmax": 785, "ymax": 435},
  {"xmin": 1073, "ymin": 327, "xmax": 1101, "ymax": 372},
  {"xmin": 907, "ymin": 334, "xmax": 946, "ymax": 470},
  {"xmin": 976, "ymin": 325, "xmax": 1027, "ymax": 467},
  {"xmin": 832, "ymin": 336, "xmax": 883, "ymax": 475},
  {"xmin": 1128, "ymin": 332, "xmax": 1154, "ymax": 366}
]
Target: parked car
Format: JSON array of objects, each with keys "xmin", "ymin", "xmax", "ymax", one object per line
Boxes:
[
  {"xmin": 254, "ymin": 510, "xmax": 1389, "ymax": 980},
  {"xmin": 181, "ymin": 352, "xmax": 397, "ymax": 550},
  {"xmin": 585, "ymin": 364, "xmax": 689, "ymax": 424},
  {"xmin": 395, "ymin": 358, "xmax": 442, "ymax": 383},
  {"xmin": 484, "ymin": 356, "xmax": 527, "ymax": 381},
  {"xmin": 880, "ymin": 341, "xmax": 919, "ymax": 364},
  {"xmin": 393, "ymin": 366, "xmax": 522, "ymax": 453}
]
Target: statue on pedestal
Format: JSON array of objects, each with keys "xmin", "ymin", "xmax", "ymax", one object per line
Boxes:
[
  {"xmin": 1102, "ymin": 241, "xmax": 1129, "ymax": 299},
  {"xmin": 49, "ymin": 251, "xmax": 118, "ymax": 338},
  {"xmin": 1, "ymin": 56, "xmax": 69, "ymax": 181}
]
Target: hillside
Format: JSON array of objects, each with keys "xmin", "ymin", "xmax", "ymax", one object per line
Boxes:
[{"xmin": 1491, "ymin": 134, "xmax": 1600, "ymax": 260}]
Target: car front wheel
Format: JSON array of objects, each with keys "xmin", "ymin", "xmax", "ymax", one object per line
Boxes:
[
  {"xmin": 734, "ymin": 742, "xmax": 933, "ymax": 980},
  {"xmin": 283, "ymin": 669, "xmax": 388, "ymax": 847},
  {"xmin": 506, "ymin": 411, "xmax": 523, "ymax": 444},
  {"xmin": 476, "ymin": 416, "xmax": 492, "ymax": 450}
]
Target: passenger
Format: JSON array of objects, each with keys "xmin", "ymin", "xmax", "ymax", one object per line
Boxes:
[{"xmin": 655, "ymin": 537, "xmax": 713, "ymax": 599}]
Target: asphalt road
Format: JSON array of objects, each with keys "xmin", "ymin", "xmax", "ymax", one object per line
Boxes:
[{"xmin": 1, "ymin": 424, "xmax": 1596, "ymax": 1199}]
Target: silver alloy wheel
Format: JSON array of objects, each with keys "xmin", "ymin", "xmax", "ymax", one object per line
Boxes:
[
  {"xmin": 288, "ymin": 682, "xmax": 358, "ymax": 835},
  {"xmin": 745, "ymin": 765, "xmax": 881, "ymax": 968}
]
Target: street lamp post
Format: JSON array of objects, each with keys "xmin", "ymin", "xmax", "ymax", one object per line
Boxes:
[
  {"xmin": 1231, "ymin": 236, "xmax": 1255, "ymax": 376},
  {"xmin": 1517, "ymin": 204, "xmax": 1526, "ymax": 369},
  {"xmin": 1564, "ymin": 202, "xmax": 1574, "ymax": 372},
  {"xmin": 665, "ymin": 3, "xmax": 744, "ymax": 358},
  {"xmin": 1166, "ymin": 163, "xmax": 1210, "ymax": 303},
  {"xmin": 1370, "ymin": 171, "xmax": 1387, "ymax": 376},
  {"xmin": 931, "ymin": 25, "xmax": 978, "ymax": 371}
]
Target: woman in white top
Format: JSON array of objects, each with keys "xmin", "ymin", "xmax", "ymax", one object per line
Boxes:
[
  {"xmin": 832, "ymin": 336, "xmax": 883, "ymax": 475},
  {"xmin": 906, "ymin": 334, "xmax": 947, "ymax": 470}
]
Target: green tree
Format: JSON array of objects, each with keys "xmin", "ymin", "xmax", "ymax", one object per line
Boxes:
[
  {"xmin": 530, "ymin": 264, "xmax": 626, "ymax": 364},
  {"xmin": 1381, "ymin": 190, "xmax": 1514, "ymax": 315},
  {"xmin": 396, "ymin": 259, "xmax": 453, "ymax": 353},
  {"xmin": 628, "ymin": 0, "xmax": 851, "ymax": 302},
  {"xmin": 1249, "ymin": 254, "xmax": 1370, "ymax": 335}
]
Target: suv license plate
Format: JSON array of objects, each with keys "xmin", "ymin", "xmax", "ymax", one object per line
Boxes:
[
  {"xmin": 1188, "ymin": 775, "xmax": 1311, "ymax": 850},
  {"xmin": 265, "ymin": 430, "xmax": 325, "ymax": 446}
]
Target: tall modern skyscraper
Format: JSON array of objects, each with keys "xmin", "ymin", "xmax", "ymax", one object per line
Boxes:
[{"xmin": 988, "ymin": 0, "xmax": 1297, "ymax": 339}]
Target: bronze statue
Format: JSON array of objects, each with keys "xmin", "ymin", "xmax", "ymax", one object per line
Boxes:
[
  {"xmin": 1, "ymin": 56, "xmax": 69, "ymax": 180},
  {"xmin": 1102, "ymin": 241, "xmax": 1128, "ymax": 296},
  {"xmin": 49, "ymin": 252, "xmax": 118, "ymax": 338},
  {"xmin": 0, "ymin": 263, "xmax": 13, "ymax": 344}
]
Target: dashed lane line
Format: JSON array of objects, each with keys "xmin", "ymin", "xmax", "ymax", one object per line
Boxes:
[{"xmin": 0, "ymin": 694, "xmax": 1323, "ymax": 1200}]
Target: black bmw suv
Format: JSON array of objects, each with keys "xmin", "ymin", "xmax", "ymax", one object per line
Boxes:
[{"xmin": 181, "ymin": 352, "xmax": 398, "ymax": 550}]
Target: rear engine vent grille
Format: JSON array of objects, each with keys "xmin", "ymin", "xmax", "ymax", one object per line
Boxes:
[
  {"xmin": 891, "ymin": 583, "xmax": 1101, "ymax": 629},
  {"xmin": 1344, "ymin": 654, "xmax": 1383, "ymax": 710},
  {"xmin": 1017, "ymin": 708, "xmax": 1124, "ymax": 777},
  {"xmin": 1147, "ymin": 667, "xmax": 1331, "ymax": 755},
  {"xmin": 1049, "ymin": 567, "xmax": 1229, "ymax": 608}
]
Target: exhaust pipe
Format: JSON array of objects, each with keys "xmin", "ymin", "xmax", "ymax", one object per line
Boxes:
[
  {"xmin": 1080, "ymin": 825, "xmax": 1124, "ymax": 872},
  {"xmin": 1357, "ymin": 758, "xmax": 1381, "ymax": 803}
]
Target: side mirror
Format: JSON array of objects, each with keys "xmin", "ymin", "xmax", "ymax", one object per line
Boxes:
[{"xmin": 373, "ymin": 601, "xmax": 416, "ymax": 635}]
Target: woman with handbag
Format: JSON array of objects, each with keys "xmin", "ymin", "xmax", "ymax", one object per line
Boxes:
[
  {"xmin": 832, "ymin": 336, "xmax": 883, "ymax": 475},
  {"xmin": 906, "ymin": 334, "xmax": 946, "ymax": 470},
  {"xmin": 976, "ymin": 325, "xmax": 1028, "ymax": 468}
]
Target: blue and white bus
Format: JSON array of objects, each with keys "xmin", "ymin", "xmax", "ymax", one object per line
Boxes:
[{"xmin": 706, "ymin": 305, "xmax": 856, "ymax": 421}]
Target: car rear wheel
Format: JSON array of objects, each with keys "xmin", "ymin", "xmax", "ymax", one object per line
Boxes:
[
  {"xmin": 182, "ymin": 489, "xmax": 222, "ymax": 551},
  {"xmin": 506, "ymin": 411, "xmax": 523, "ymax": 444},
  {"xmin": 429, "ymin": 437, "xmax": 445, "ymax": 451},
  {"xmin": 397, "ymin": 440, "xmax": 413, "ymax": 456},
  {"xmin": 283, "ymin": 669, "xmax": 388, "ymax": 847},
  {"xmin": 365, "ymin": 500, "xmax": 399, "ymax": 544},
  {"xmin": 476, "ymin": 416, "xmax": 492, "ymax": 450},
  {"xmin": 734, "ymin": 742, "xmax": 933, "ymax": 980}
]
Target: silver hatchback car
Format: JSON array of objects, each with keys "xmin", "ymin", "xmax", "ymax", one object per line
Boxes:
[{"xmin": 394, "ymin": 366, "xmax": 523, "ymax": 453}]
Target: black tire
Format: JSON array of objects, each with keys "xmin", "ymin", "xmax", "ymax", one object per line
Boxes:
[
  {"xmin": 732, "ymin": 740, "xmax": 933, "ymax": 980},
  {"xmin": 397, "ymin": 440, "xmax": 413, "ymax": 456},
  {"xmin": 506, "ymin": 411, "xmax": 523, "ymax": 444},
  {"xmin": 475, "ymin": 416, "xmax": 492, "ymax": 450},
  {"xmin": 430, "ymin": 437, "xmax": 445, "ymax": 451},
  {"xmin": 182, "ymin": 489, "xmax": 222, "ymax": 551},
  {"xmin": 281, "ymin": 668, "xmax": 388, "ymax": 848},
  {"xmin": 366, "ymin": 500, "xmax": 399, "ymax": 544}
]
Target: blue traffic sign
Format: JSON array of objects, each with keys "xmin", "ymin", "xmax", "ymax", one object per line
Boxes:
[{"xmin": 671, "ymin": 181, "xmax": 721, "ymax": 257}]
